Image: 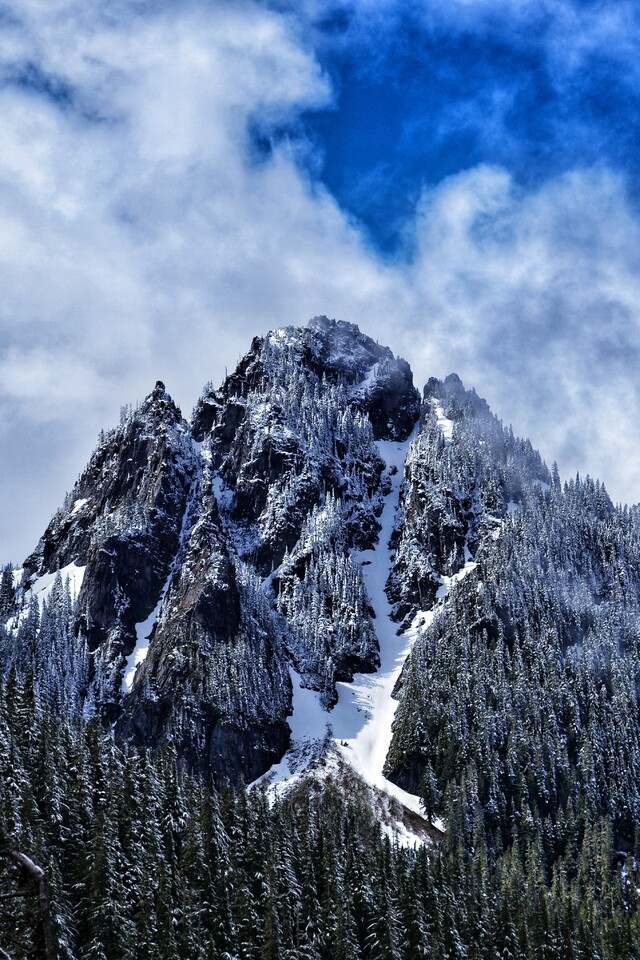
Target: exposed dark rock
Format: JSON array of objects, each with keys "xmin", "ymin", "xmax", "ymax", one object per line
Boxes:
[
  {"xmin": 24, "ymin": 383, "xmax": 198, "ymax": 697},
  {"xmin": 388, "ymin": 373, "xmax": 550, "ymax": 624},
  {"xmin": 356, "ymin": 356, "xmax": 420, "ymax": 441},
  {"xmin": 14, "ymin": 318, "xmax": 423, "ymax": 783},
  {"xmin": 117, "ymin": 482, "xmax": 292, "ymax": 786},
  {"xmin": 205, "ymin": 721, "xmax": 290, "ymax": 787}
]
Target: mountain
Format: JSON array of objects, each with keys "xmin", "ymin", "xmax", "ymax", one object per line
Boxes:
[
  {"xmin": 2, "ymin": 316, "xmax": 640, "ymax": 958},
  {"xmin": 6, "ymin": 317, "xmax": 422, "ymax": 789}
]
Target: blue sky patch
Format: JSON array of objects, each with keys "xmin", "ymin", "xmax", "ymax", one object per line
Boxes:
[{"xmin": 256, "ymin": 0, "xmax": 640, "ymax": 253}]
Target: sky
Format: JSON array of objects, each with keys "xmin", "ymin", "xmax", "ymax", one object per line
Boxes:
[{"xmin": 2, "ymin": 0, "xmax": 640, "ymax": 562}]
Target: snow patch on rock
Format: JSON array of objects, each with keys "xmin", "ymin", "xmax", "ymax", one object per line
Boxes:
[
  {"xmin": 122, "ymin": 585, "xmax": 168, "ymax": 692},
  {"xmin": 432, "ymin": 399, "xmax": 454, "ymax": 443},
  {"xmin": 30, "ymin": 562, "xmax": 86, "ymax": 606},
  {"xmin": 435, "ymin": 560, "xmax": 478, "ymax": 600}
]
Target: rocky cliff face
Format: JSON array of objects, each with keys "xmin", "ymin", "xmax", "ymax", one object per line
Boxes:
[
  {"xmin": 387, "ymin": 373, "xmax": 550, "ymax": 624},
  {"xmin": 23, "ymin": 382, "xmax": 198, "ymax": 710},
  {"xmin": 117, "ymin": 476, "xmax": 293, "ymax": 786},
  {"xmin": 10, "ymin": 318, "xmax": 422, "ymax": 784}
]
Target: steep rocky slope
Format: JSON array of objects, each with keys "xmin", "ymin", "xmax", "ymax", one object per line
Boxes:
[
  {"xmin": 388, "ymin": 372, "xmax": 550, "ymax": 623},
  {"xmin": 22, "ymin": 382, "xmax": 198, "ymax": 712},
  {"xmin": 5, "ymin": 317, "xmax": 423, "ymax": 786},
  {"xmin": 8, "ymin": 312, "xmax": 639, "ymax": 858}
]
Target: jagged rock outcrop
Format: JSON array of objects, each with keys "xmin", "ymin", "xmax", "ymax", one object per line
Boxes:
[
  {"xmin": 7, "ymin": 309, "xmax": 640, "ymax": 867},
  {"xmin": 192, "ymin": 317, "xmax": 419, "ymax": 569},
  {"xmin": 387, "ymin": 373, "xmax": 550, "ymax": 623},
  {"xmin": 192, "ymin": 317, "xmax": 419, "ymax": 444},
  {"xmin": 118, "ymin": 479, "xmax": 292, "ymax": 786},
  {"xmin": 23, "ymin": 383, "xmax": 198, "ymax": 706},
  {"xmin": 5, "ymin": 319, "xmax": 640, "ymax": 960}
]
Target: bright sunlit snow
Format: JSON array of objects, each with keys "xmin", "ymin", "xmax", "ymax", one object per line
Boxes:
[
  {"xmin": 6, "ymin": 561, "xmax": 87, "ymax": 632},
  {"xmin": 433, "ymin": 401, "xmax": 454, "ymax": 443},
  {"xmin": 29, "ymin": 562, "xmax": 86, "ymax": 606},
  {"xmin": 258, "ymin": 433, "xmax": 448, "ymax": 838},
  {"xmin": 331, "ymin": 436, "xmax": 426, "ymax": 817},
  {"xmin": 122, "ymin": 584, "xmax": 168, "ymax": 692},
  {"xmin": 435, "ymin": 560, "xmax": 477, "ymax": 600}
]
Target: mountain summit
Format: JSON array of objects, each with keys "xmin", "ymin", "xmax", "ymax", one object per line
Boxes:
[
  {"xmin": 3, "ymin": 317, "xmax": 640, "ymax": 957},
  {"xmin": 11, "ymin": 319, "xmax": 423, "ymax": 787},
  {"xmin": 7, "ymin": 318, "xmax": 636, "ymax": 818},
  {"xmin": 1, "ymin": 317, "xmax": 637, "ymax": 816}
]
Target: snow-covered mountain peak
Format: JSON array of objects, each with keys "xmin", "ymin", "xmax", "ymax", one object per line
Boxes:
[
  {"xmin": 138, "ymin": 379, "xmax": 184, "ymax": 422},
  {"xmin": 192, "ymin": 318, "xmax": 419, "ymax": 444},
  {"xmin": 0, "ymin": 320, "xmax": 559, "ymax": 800},
  {"xmin": 304, "ymin": 314, "xmax": 394, "ymax": 380},
  {"xmin": 5, "ymin": 323, "xmax": 640, "ymax": 957}
]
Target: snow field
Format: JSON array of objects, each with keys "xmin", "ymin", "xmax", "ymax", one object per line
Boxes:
[
  {"xmin": 259, "ymin": 435, "xmax": 431, "ymax": 837},
  {"xmin": 332, "ymin": 436, "xmax": 426, "ymax": 817},
  {"xmin": 7, "ymin": 562, "xmax": 87, "ymax": 632},
  {"xmin": 29, "ymin": 562, "xmax": 86, "ymax": 605},
  {"xmin": 122, "ymin": 586, "xmax": 168, "ymax": 692}
]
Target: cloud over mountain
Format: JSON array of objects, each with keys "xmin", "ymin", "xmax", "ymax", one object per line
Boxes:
[{"xmin": 1, "ymin": 0, "xmax": 640, "ymax": 559}]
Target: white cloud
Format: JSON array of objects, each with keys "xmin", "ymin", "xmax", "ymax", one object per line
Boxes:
[
  {"xmin": 402, "ymin": 165, "xmax": 640, "ymax": 505},
  {"xmin": 0, "ymin": 0, "xmax": 339, "ymax": 420}
]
